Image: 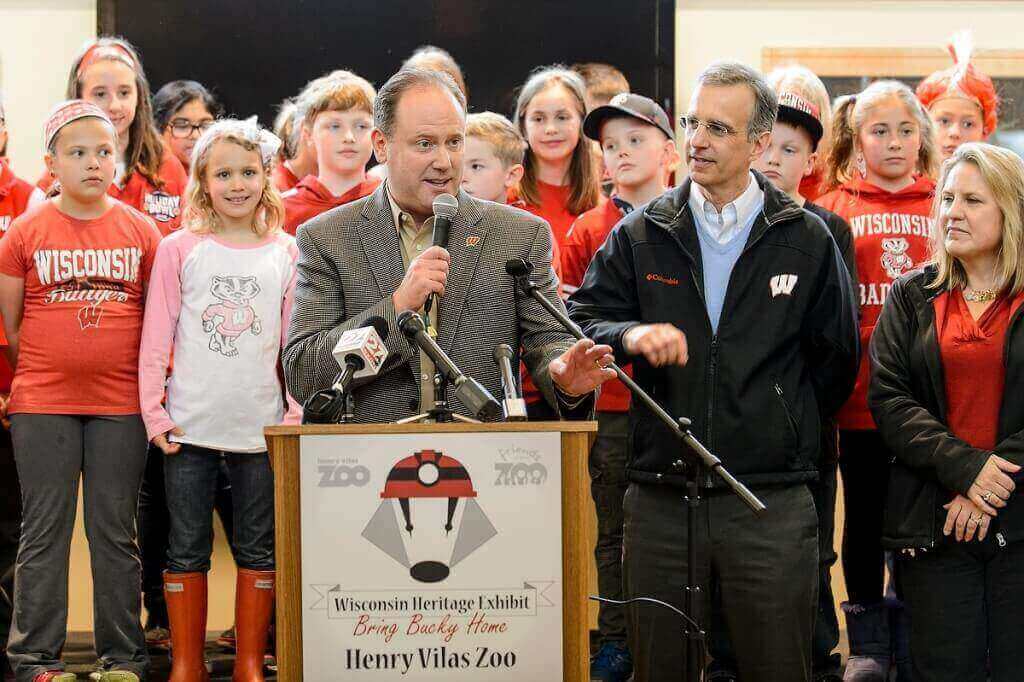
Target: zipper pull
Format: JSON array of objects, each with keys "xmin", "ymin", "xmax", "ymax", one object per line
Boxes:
[{"xmin": 997, "ymin": 532, "xmax": 1007, "ymax": 548}]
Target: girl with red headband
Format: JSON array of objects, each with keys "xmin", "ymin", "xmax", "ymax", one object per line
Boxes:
[
  {"xmin": 917, "ymin": 31, "xmax": 1000, "ymax": 162},
  {"xmin": 35, "ymin": 37, "xmax": 188, "ymax": 235},
  {"xmin": 0, "ymin": 100, "xmax": 162, "ymax": 682}
]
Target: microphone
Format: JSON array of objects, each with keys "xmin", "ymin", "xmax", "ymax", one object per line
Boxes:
[
  {"xmin": 302, "ymin": 316, "xmax": 389, "ymax": 424},
  {"xmin": 493, "ymin": 344, "xmax": 527, "ymax": 421},
  {"xmin": 505, "ymin": 258, "xmax": 766, "ymax": 514},
  {"xmin": 424, "ymin": 193, "xmax": 458, "ymax": 316},
  {"xmin": 331, "ymin": 316, "xmax": 389, "ymax": 393},
  {"xmin": 397, "ymin": 310, "xmax": 502, "ymax": 421}
]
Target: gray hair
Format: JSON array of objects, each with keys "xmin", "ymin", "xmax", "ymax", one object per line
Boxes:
[
  {"xmin": 697, "ymin": 61, "xmax": 778, "ymax": 140},
  {"xmin": 374, "ymin": 67, "xmax": 467, "ymax": 139}
]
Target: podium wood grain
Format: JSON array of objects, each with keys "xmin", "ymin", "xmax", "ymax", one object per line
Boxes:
[{"xmin": 267, "ymin": 421, "xmax": 598, "ymax": 682}]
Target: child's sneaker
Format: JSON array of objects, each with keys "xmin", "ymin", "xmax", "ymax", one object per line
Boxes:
[
  {"xmin": 88, "ymin": 671, "xmax": 140, "ymax": 682},
  {"xmin": 32, "ymin": 673, "xmax": 76, "ymax": 682}
]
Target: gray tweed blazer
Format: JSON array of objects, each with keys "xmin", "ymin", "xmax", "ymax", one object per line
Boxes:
[{"xmin": 283, "ymin": 184, "xmax": 578, "ymax": 422}]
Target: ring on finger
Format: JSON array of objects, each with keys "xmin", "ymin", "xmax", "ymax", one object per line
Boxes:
[
  {"xmin": 969, "ymin": 514, "xmax": 983, "ymax": 524},
  {"xmin": 982, "ymin": 491, "xmax": 994, "ymax": 503}
]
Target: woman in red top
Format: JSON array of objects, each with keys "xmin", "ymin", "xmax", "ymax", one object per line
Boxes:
[
  {"xmin": 36, "ymin": 38, "xmax": 187, "ymax": 235},
  {"xmin": 511, "ymin": 66, "xmax": 600, "ymax": 418},
  {"xmin": 0, "ymin": 101, "xmax": 161, "ymax": 682},
  {"xmin": 869, "ymin": 143, "xmax": 1024, "ymax": 682},
  {"xmin": 817, "ymin": 79, "xmax": 938, "ymax": 680}
]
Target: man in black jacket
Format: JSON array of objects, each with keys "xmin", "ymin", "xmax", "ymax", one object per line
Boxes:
[{"xmin": 568, "ymin": 62, "xmax": 859, "ymax": 682}]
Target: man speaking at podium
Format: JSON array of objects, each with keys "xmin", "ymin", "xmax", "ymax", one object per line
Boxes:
[{"xmin": 283, "ymin": 67, "xmax": 614, "ymax": 421}]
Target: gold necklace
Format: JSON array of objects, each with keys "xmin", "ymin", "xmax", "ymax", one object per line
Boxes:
[{"xmin": 963, "ymin": 287, "xmax": 998, "ymax": 302}]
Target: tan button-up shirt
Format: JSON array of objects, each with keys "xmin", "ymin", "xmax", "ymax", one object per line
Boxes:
[{"xmin": 388, "ymin": 191, "xmax": 439, "ymax": 415}]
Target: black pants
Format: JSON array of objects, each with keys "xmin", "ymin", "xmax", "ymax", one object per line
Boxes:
[
  {"xmin": 589, "ymin": 411, "xmax": 629, "ymax": 645},
  {"xmin": 708, "ymin": 429, "xmax": 842, "ymax": 675},
  {"xmin": 138, "ymin": 444, "xmax": 237, "ymax": 623},
  {"xmin": 899, "ymin": 538, "xmax": 1024, "ymax": 682},
  {"xmin": 624, "ymin": 482, "xmax": 818, "ymax": 682},
  {"xmin": 0, "ymin": 428, "xmax": 17, "ymax": 651},
  {"xmin": 839, "ymin": 429, "xmax": 891, "ymax": 605}
]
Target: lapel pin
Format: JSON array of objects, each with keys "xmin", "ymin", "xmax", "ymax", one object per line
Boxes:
[{"xmin": 466, "ymin": 236, "xmax": 480, "ymax": 247}]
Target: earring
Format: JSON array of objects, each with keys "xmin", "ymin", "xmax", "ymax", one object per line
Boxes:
[{"xmin": 855, "ymin": 153, "xmax": 867, "ymax": 178}]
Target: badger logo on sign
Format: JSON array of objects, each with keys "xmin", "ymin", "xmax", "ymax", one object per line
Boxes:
[{"xmin": 362, "ymin": 449, "xmax": 497, "ymax": 583}]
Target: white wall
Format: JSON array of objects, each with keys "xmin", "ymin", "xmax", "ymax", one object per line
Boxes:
[
  {"xmin": 676, "ymin": 0, "xmax": 1024, "ymax": 114},
  {"xmin": 0, "ymin": 0, "xmax": 96, "ymax": 182}
]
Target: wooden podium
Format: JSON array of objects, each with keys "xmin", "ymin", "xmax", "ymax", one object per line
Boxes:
[{"xmin": 266, "ymin": 421, "xmax": 597, "ymax": 681}]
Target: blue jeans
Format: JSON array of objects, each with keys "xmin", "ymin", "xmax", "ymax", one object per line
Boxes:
[{"xmin": 164, "ymin": 444, "xmax": 274, "ymax": 573}]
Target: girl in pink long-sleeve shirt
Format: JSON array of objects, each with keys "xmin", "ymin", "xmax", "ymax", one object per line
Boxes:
[{"xmin": 138, "ymin": 118, "xmax": 298, "ymax": 682}]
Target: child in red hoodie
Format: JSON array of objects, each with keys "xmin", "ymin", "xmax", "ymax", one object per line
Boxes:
[
  {"xmin": 511, "ymin": 66, "xmax": 601, "ymax": 418},
  {"xmin": 817, "ymin": 79, "xmax": 939, "ymax": 681},
  {"xmin": 281, "ymin": 71, "xmax": 380, "ymax": 235},
  {"xmin": 36, "ymin": 38, "xmax": 188, "ymax": 235}
]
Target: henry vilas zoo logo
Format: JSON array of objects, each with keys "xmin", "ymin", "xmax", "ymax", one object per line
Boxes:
[{"xmin": 362, "ymin": 449, "xmax": 497, "ymax": 584}]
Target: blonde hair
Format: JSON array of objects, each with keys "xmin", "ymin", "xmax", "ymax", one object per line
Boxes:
[
  {"xmin": 273, "ymin": 98, "xmax": 298, "ymax": 161},
  {"xmin": 929, "ymin": 142, "xmax": 1024, "ymax": 296},
  {"xmin": 767, "ymin": 65, "xmax": 832, "ymax": 172},
  {"xmin": 183, "ymin": 119, "xmax": 285, "ymax": 237},
  {"xmin": 466, "ymin": 112, "xmax": 527, "ymax": 168},
  {"xmin": 513, "ymin": 66, "xmax": 600, "ymax": 216},
  {"xmin": 826, "ymin": 80, "xmax": 939, "ymax": 189},
  {"xmin": 299, "ymin": 70, "xmax": 376, "ymax": 127}
]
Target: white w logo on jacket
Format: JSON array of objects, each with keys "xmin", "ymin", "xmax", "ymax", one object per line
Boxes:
[{"xmin": 769, "ymin": 274, "xmax": 798, "ymax": 297}]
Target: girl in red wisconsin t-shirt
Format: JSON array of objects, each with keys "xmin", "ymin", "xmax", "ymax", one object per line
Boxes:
[
  {"xmin": 817, "ymin": 80, "xmax": 939, "ymax": 679},
  {"xmin": 511, "ymin": 66, "xmax": 601, "ymax": 418},
  {"xmin": 0, "ymin": 101, "xmax": 160, "ymax": 682},
  {"xmin": 35, "ymin": 37, "xmax": 187, "ymax": 235}
]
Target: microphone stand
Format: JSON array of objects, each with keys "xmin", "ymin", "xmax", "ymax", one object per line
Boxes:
[
  {"xmin": 395, "ymin": 369, "xmax": 482, "ymax": 424},
  {"xmin": 507, "ymin": 259, "xmax": 765, "ymax": 682}
]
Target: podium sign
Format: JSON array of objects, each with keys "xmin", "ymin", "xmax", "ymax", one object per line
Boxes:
[{"xmin": 299, "ymin": 431, "xmax": 564, "ymax": 680}]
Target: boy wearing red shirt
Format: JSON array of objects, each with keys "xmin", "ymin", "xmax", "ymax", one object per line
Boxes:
[
  {"xmin": 566, "ymin": 93, "xmax": 674, "ymax": 682},
  {"xmin": 282, "ymin": 72, "xmax": 381, "ymax": 235}
]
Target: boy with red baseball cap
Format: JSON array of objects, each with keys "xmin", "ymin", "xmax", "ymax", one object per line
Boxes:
[{"xmin": 563, "ymin": 92, "xmax": 675, "ymax": 682}]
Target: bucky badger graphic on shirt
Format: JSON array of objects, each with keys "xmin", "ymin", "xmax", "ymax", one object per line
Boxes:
[
  {"xmin": 201, "ymin": 275, "xmax": 262, "ymax": 357},
  {"xmin": 880, "ymin": 237, "xmax": 914, "ymax": 279}
]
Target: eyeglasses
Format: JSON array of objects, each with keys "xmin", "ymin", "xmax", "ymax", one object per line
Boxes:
[
  {"xmin": 679, "ymin": 116, "xmax": 737, "ymax": 139},
  {"xmin": 167, "ymin": 119, "xmax": 214, "ymax": 139}
]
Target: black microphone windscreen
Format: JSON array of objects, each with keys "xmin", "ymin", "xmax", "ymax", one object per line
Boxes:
[
  {"xmin": 366, "ymin": 315, "xmax": 389, "ymax": 341},
  {"xmin": 505, "ymin": 258, "xmax": 534, "ymax": 278},
  {"xmin": 397, "ymin": 310, "xmax": 425, "ymax": 337}
]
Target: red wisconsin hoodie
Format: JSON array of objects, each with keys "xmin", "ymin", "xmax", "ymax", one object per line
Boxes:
[
  {"xmin": 282, "ymin": 175, "xmax": 381, "ymax": 235},
  {"xmin": 817, "ymin": 176, "xmax": 936, "ymax": 430}
]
